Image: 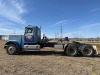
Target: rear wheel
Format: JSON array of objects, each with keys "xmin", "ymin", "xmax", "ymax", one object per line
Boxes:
[
  {"xmin": 65, "ymin": 44, "xmax": 78, "ymax": 56},
  {"xmin": 80, "ymin": 45, "xmax": 94, "ymax": 57},
  {"xmin": 6, "ymin": 44, "xmax": 18, "ymax": 55}
]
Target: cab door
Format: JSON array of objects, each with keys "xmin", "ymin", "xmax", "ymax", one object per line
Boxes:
[{"xmin": 24, "ymin": 27, "xmax": 34, "ymax": 44}]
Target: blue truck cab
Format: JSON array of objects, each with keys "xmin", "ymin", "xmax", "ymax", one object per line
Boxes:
[{"xmin": 4, "ymin": 25, "xmax": 41, "ymax": 55}]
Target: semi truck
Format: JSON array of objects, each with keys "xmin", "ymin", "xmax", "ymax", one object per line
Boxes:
[{"xmin": 4, "ymin": 25, "xmax": 98, "ymax": 56}]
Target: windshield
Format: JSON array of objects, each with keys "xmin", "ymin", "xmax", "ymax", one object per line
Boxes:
[{"xmin": 25, "ymin": 28, "xmax": 33, "ymax": 33}]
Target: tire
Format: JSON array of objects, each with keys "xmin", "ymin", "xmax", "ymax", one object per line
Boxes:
[
  {"xmin": 65, "ymin": 44, "xmax": 78, "ymax": 56},
  {"xmin": 80, "ymin": 44, "xmax": 94, "ymax": 57},
  {"xmin": 6, "ymin": 44, "xmax": 18, "ymax": 55}
]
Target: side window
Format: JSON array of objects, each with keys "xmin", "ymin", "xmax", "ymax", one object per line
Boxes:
[
  {"xmin": 28, "ymin": 29, "xmax": 32, "ymax": 33},
  {"xmin": 25, "ymin": 28, "xmax": 33, "ymax": 33}
]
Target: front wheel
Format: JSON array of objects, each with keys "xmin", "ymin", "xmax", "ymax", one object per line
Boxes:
[{"xmin": 6, "ymin": 44, "xmax": 18, "ymax": 55}]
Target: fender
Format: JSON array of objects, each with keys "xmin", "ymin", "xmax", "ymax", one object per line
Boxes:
[
  {"xmin": 4, "ymin": 41, "xmax": 21, "ymax": 49},
  {"xmin": 92, "ymin": 45, "xmax": 98, "ymax": 55},
  {"xmin": 64, "ymin": 44, "xmax": 68, "ymax": 53}
]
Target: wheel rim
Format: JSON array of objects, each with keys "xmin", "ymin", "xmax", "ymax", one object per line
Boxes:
[
  {"xmin": 8, "ymin": 46, "xmax": 16, "ymax": 54},
  {"xmin": 83, "ymin": 48, "xmax": 92, "ymax": 55},
  {"xmin": 68, "ymin": 48, "xmax": 76, "ymax": 55}
]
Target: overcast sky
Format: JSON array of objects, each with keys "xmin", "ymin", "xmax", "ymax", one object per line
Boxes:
[{"xmin": 0, "ymin": 0, "xmax": 100, "ymax": 38}]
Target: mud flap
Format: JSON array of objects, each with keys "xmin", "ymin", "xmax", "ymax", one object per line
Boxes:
[{"xmin": 92, "ymin": 45, "xmax": 98, "ymax": 55}]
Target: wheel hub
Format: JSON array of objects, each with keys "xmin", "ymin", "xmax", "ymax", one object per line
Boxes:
[
  {"xmin": 69, "ymin": 48, "xmax": 76, "ymax": 55},
  {"xmin": 84, "ymin": 48, "xmax": 92, "ymax": 55},
  {"xmin": 8, "ymin": 46, "xmax": 16, "ymax": 54}
]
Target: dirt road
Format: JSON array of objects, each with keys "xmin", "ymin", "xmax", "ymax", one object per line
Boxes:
[{"xmin": 0, "ymin": 41, "xmax": 100, "ymax": 75}]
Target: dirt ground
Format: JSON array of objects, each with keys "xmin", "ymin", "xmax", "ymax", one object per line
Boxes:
[{"xmin": 0, "ymin": 40, "xmax": 100, "ymax": 75}]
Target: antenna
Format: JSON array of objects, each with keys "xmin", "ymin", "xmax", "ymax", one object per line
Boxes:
[
  {"xmin": 57, "ymin": 32, "xmax": 59, "ymax": 39},
  {"xmin": 55, "ymin": 32, "xmax": 57, "ymax": 40},
  {"xmin": 40, "ymin": 25, "xmax": 42, "ymax": 40},
  {"xmin": 40, "ymin": 25, "xmax": 41, "ymax": 31},
  {"xmin": 60, "ymin": 25, "xmax": 63, "ymax": 39}
]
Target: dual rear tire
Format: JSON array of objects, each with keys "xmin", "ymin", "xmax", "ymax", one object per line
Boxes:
[
  {"xmin": 80, "ymin": 44, "xmax": 94, "ymax": 57},
  {"xmin": 65, "ymin": 44, "xmax": 94, "ymax": 57},
  {"xmin": 65, "ymin": 44, "xmax": 78, "ymax": 56}
]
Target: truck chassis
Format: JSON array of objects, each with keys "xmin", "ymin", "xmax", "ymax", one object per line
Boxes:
[{"xmin": 4, "ymin": 41, "xmax": 98, "ymax": 57}]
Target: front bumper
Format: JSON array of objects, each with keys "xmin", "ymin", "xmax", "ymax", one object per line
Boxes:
[{"xmin": 4, "ymin": 45, "xmax": 8, "ymax": 49}]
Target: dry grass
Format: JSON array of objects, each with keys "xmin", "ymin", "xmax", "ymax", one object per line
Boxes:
[{"xmin": 0, "ymin": 40, "xmax": 100, "ymax": 75}]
